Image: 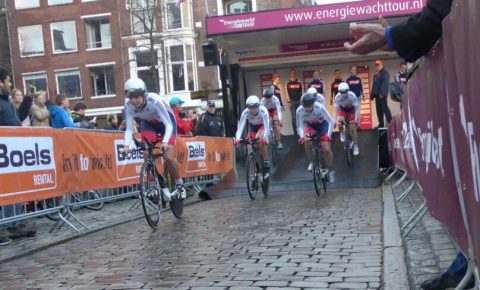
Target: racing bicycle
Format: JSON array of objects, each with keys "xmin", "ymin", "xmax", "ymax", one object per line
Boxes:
[
  {"xmin": 242, "ymin": 138, "xmax": 269, "ymax": 200},
  {"xmin": 307, "ymin": 132, "xmax": 329, "ymax": 196}
]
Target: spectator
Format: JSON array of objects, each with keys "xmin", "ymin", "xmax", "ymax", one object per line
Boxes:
[
  {"xmin": 103, "ymin": 113, "xmax": 119, "ymax": 131},
  {"xmin": 271, "ymin": 73, "xmax": 284, "ymax": 108},
  {"xmin": 195, "ymin": 100, "xmax": 224, "ymax": 137},
  {"xmin": 30, "ymin": 91, "xmax": 50, "ymax": 127},
  {"xmin": 71, "ymin": 102, "xmax": 96, "ymax": 129},
  {"xmin": 187, "ymin": 109, "xmax": 198, "ymax": 129},
  {"xmin": 169, "ymin": 96, "xmax": 193, "ymax": 136},
  {"xmin": 286, "ymin": 69, "xmax": 303, "ymax": 131},
  {"xmin": 371, "ymin": 60, "xmax": 392, "ymax": 128},
  {"xmin": 346, "ymin": 65, "xmax": 364, "ymax": 100},
  {"xmin": 0, "ymin": 67, "xmax": 36, "ymax": 245},
  {"xmin": 307, "ymin": 70, "xmax": 326, "ymax": 96},
  {"xmin": 394, "ymin": 62, "xmax": 408, "ymax": 84},
  {"xmin": 330, "ymin": 69, "xmax": 343, "ymax": 106},
  {"xmin": 47, "ymin": 94, "xmax": 79, "ymax": 129},
  {"xmin": 344, "ymin": 0, "xmax": 454, "ymax": 62},
  {"xmin": 119, "ymin": 120, "xmax": 127, "ymax": 131}
]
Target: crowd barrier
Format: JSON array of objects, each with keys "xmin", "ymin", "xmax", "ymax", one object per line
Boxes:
[
  {"xmin": 0, "ymin": 128, "xmax": 234, "ymax": 231},
  {"xmin": 386, "ymin": 0, "xmax": 480, "ymax": 286}
]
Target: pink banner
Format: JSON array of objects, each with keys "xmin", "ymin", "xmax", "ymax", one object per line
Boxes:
[
  {"xmin": 280, "ymin": 39, "xmax": 351, "ymax": 53},
  {"xmin": 207, "ymin": 0, "xmax": 425, "ymax": 36}
]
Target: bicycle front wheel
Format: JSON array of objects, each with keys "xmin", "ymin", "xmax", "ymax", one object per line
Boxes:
[
  {"xmin": 139, "ymin": 162, "xmax": 162, "ymax": 229},
  {"xmin": 246, "ymin": 153, "xmax": 259, "ymax": 200},
  {"xmin": 85, "ymin": 190, "xmax": 104, "ymax": 211},
  {"xmin": 313, "ymin": 148, "xmax": 324, "ymax": 196}
]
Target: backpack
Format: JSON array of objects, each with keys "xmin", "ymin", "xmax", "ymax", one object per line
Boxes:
[{"xmin": 390, "ymin": 82, "xmax": 405, "ymax": 103}]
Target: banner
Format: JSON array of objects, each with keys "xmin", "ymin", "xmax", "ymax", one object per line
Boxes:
[
  {"xmin": 0, "ymin": 128, "xmax": 234, "ymax": 206},
  {"xmin": 206, "ymin": 0, "xmax": 424, "ymax": 36}
]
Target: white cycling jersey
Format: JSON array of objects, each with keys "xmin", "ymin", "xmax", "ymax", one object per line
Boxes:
[
  {"xmin": 316, "ymin": 93, "xmax": 326, "ymax": 106},
  {"xmin": 124, "ymin": 93, "xmax": 174, "ymax": 146},
  {"xmin": 260, "ymin": 96, "xmax": 282, "ymax": 121},
  {"xmin": 296, "ymin": 102, "xmax": 334, "ymax": 139},
  {"xmin": 334, "ymin": 91, "xmax": 359, "ymax": 110},
  {"xmin": 235, "ymin": 105, "xmax": 270, "ymax": 141}
]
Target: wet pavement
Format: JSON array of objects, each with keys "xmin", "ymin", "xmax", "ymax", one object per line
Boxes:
[{"xmin": 0, "ymin": 188, "xmax": 383, "ymax": 290}]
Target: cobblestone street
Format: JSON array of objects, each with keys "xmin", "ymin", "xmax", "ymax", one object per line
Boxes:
[{"xmin": 0, "ymin": 188, "xmax": 383, "ymax": 289}]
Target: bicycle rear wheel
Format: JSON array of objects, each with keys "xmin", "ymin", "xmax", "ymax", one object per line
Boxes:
[
  {"xmin": 270, "ymin": 134, "xmax": 277, "ymax": 167},
  {"xmin": 85, "ymin": 190, "xmax": 104, "ymax": 211},
  {"xmin": 139, "ymin": 162, "xmax": 162, "ymax": 229},
  {"xmin": 246, "ymin": 153, "xmax": 259, "ymax": 200},
  {"xmin": 321, "ymin": 153, "xmax": 328, "ymax": 193},
  {"xmin": 261, "ymin": 171, "xmax": 269, "ymax": 197},
  {"xmin": 161, "ymin": 168, "xmax": 184, "ymax": 219},
  {"xmin": 346, "ymin": 134, "xmax": 353, "ymax": 167},
  {"xmin": 312, "ymin": 148, "xmax": 323, "ymax": 196}
]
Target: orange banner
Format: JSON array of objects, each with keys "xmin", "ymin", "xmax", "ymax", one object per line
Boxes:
[{"xmin": 0, "ymin": 128, "xmax": 234, "ymax": 206}]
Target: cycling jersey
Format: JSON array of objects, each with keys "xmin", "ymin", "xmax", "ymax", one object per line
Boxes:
[
  {"xmin": 346, "ymin": 75, "xmax": 364, "ymax": 98},
  {"xmin": 296, "ymin": 102, "xmax": 334, "ymax": 139},
  {"xmin": 235, "ymin": 106, "xmax": 270, "ymax": 141},
  {"xmin": 395, "ymin": 71, "xmax": 408, "ymax": 84},
  {"xmin": 124, "ymin": 93, "xmax": 175, "ymax": 146},
  {"xmin": 286, "ymin": 80, "xmax": 303, "ymax": 102},
  {"xmin": 331, "ymin": 78, "xmax": 343, "ymax": 98},
  {"xmin": 308, "ymin": 79, "xmax": 326, "ymax": 95},
  {"xmin": 316, "ymin": 94, "xmax": 326, "ymax": 106},
  {"xmin": 260, "ymin": 96, "xmax": 282, "ymax": 121},
  {"xmin": 335, "ymin": 91, "xmax": 359, "ymax": 110}
]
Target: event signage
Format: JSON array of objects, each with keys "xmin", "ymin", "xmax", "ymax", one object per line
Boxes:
[
  {"xmin": 0, "ymin": 128, "xmax": 234, "ymax": 206},
  {"xmin": 207, "ymin": 0, "xmax": 425, "ymax": 36}
]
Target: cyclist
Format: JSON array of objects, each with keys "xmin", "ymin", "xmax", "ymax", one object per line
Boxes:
[
  {"xmin": 334, "ymin": 82, "xmax": 360, "ymax": 156},
  {"xmin": 260, "ymin": 88, "xmax": 284, "ymax": 150},
  {"xmin": 122, "ymin": 78, "xmax": 186, "ymax": 200},
  {"xmin": 296, "ymin": 92, "xmax": 335, "ymax": 182},
  {"xmin": 306, "ymin": 87, "xmax": 325, "ymax": 106},
  {"xmin": 234, "ymin": 95, "xmax": 271, "ymax": 177}
]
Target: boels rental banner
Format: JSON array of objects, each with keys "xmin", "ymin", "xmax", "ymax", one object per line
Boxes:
[{"xmin": 0, "ymin": 128, "xmax": 234, "ymax": 206}]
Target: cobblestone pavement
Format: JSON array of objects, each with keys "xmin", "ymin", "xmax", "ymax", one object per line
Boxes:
[
  {"xmin": 0, "ymin": 188, "xmax": 383, "ymax": 289},
  {"xmin": 392, "ymin": 176, "xmax": 457, "ymax": 289}
]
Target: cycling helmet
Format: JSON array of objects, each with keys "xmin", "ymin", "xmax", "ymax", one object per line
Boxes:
[
  {"xmin": 338, "ymin": 82, "xmax": 349, "ymax": 93},
  {"xmin": 246, "ymin": 95, "xmax": 260, "ymax": 108},
  {"xmin": 124, "ymin": 78, "xmax": 146, "ymax": 96},
  {"xmin": 301, "ymin": 92, "xmax": 316, "ymax": 107},
  {"xmin": 263, "ymin": 88, "xmax": 274, "ymax": 99},
  {"xmin": 307, "ymin": 87, "xmax": 318, "ymax": 96}
]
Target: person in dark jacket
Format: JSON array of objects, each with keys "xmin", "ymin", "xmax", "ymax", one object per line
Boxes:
[
  {"xmin": 103, "ymin": 113, "xmax": 119, "ymax": 131},
  {"xmin": 47, "ymin": 94, "xmax": 79, "ymax": 129},
  {"xmin": 371, "ymin": 60, "xmax": 391, "ymax": 128},
  {"xmin": 0, "ymin": 67, "xmax": 36, "ymax": 245},
  {"xmin": 195, "ymin": 100, "xmax": 224, "ymax": 137},
  {"xmin": 344, "ymin": 0, "xmax": 453, "ymax": 62},
  {"xmin": 71, "ymin": 102, "xmax": 96, "ymax": 129}
]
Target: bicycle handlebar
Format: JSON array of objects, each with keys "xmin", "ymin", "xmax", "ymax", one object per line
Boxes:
[{"xmin": 240, "ymin": 138, "xmax": 260, "ymax": 145}]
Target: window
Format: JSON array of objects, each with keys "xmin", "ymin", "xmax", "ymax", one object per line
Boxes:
[
  {"xmin": 23, "ymin": 73, "xmax": 48, "ymax": 94},
  {"xmin": 0, "ymin": 0, "xmax": 5, "ymax": 9},
  {"xmin": 89, "ymin": 65, "xmax": 116, "ymax": 97},
  {"xmin": 167, "ymin": 44, "xmax": 195, "ymax": 92},
  {"xmin": 136, "ymin": 51, "xmax": 159, "ymax": 92},
  {"xmin": 85, "ymin": 17, "xmax": 111, "ymax": 49},
  {"xmin": 166, "ymin": 2, "xmax": 181, "ymax": 29},
  {"xmin": 48, "ymin": 0, "xmax": 73, "ymax": 5},
  {"xmin": 51, "ymin": 21, "xmax": 77, "ymax": 53},
  {"xmin": 18, "ymin": 25, "xmax": 44, "ymax": 57},
  {"xmin": 131, "ymin": 0, "xmax": 156, "ymax": 34},
  {"xmin": 14, "ymin": 0, "xmax": 39, "ymax": 9},
  {"xmin": 56, "ymin": 70, "xmax": 81, "ymax": 99},
  {"xmin": 225, "ymin": 0, "xmax": 252, "ymax": 14}
]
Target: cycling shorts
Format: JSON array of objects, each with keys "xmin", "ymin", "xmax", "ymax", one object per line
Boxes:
[
  {"xmin": 268, "ymin": 108, "xmax": 278, "ymax": 117},
  {"xmin": 304, "ymin": 121, "xmax": 331, "ymax": 142},
  {"xmin": 140, "ymin": 112, "xmax": 177, "ymax": 146},
  {"xmin": 247, "ymin": 124, "xmax": 264, "ymax": 139},
  {"xmin": 338, "ymin": 106, "xmax": 356, "ymax": 121}
]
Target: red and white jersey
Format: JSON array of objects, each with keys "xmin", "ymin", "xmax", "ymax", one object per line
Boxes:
[
  {"xmin": 334, "ymin": 91, "xmax": 359, "ymax": 110},
  {"xmin": 260, "ymin": 96, "xmax": 282, "ymax": 120},
  {"xmin": 235, "ymin": 106, "xmax": 270, "ymax": 141},
  {"xmin": 296, "ymin": 102, "xmax": 334, "ymax": 138}
]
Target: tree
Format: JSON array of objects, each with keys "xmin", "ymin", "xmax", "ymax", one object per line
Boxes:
[{"xmin": 0, "ymin": 5, "xmax": 12, "ymax": 72}]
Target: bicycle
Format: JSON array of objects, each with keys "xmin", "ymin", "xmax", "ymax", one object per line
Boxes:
[
  {"xmin": 131, "ymin": 138, "xmax": 185, "ymax": 229},
  {"xmin": 268, "ymin": 119, "xmax": 278, "ymax": 167},
  {"xmin": 340, "ymin": 119, "xmax": 354, "ymax": 167},
  {"xmin": 242, "ymin": 138, "xmax": 269, "ymax": 200},
  {"xmin": 307, "ymin": 132, "xmax": 329, "ymax": 196}
]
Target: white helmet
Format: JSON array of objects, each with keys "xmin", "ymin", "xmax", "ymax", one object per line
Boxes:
[
  {"xmin": 338, "ymin": 82, "xmax": 349, "ymax": 93},
  {"xmin": 307, "ymin": 87, "xmax": 318, "ymax": 96},
  {"xmin": 124, "ymin": 78, "xmax": 146, "ymax": 94},
  {"xmin": 246, "ymin": 95, "xmax": 260, "ymax": 108}
]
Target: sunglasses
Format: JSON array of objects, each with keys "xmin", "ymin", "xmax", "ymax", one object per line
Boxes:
[{"xmin": 247, "ymin": 104, "xmax": 259, "ymax": 109}]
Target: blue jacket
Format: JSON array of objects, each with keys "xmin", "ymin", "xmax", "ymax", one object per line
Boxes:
[
  {"xmin": 47, "ymin": 103, "xmax": 78, "ymax": 129},
  {"xmin": 0, "ymin": 92, "xmax": 32, "ymax": 126},
  {"xmin": 371, "ymin": 69, "xmax": 390, "ymax": 99}
]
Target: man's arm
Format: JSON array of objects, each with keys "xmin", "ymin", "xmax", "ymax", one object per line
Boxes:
[{"xmin": 235, "ymin": 110, "xmax": 248, "ymax": 141}]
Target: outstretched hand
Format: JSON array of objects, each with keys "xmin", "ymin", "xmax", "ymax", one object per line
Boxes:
[{"xmin": 344, "ymin": 16, "xmax": 392, "ymax": 55}]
